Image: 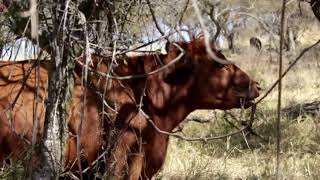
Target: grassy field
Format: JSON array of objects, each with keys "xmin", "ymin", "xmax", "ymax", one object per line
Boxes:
[{"xmin": 157, "ymin": 39, "xmax": 320, "ymax": 179}]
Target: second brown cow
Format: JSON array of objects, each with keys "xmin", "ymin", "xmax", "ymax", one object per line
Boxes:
[{"xmin": 0, "ymin": 37, "xmax": 260, "ymax": 179}]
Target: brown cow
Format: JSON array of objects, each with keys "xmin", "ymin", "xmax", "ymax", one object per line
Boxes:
[{"xmin": 0, "ymin": 37, "xmax": 260, "ymax": 179}]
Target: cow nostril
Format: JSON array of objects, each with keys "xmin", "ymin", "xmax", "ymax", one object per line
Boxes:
[
  {"xmin": 254, "ymin": 82, "xmax": 261, "ymax": 91},
  {"xmin": 257, "ymin": 85, "xmax": 262, "ymax": 91}
]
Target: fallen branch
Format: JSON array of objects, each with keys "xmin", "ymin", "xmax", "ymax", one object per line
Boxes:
[
  {"xmin": 283, "ymin": 101, "xmax": 320, "ymax": 119},
  {"xmin": 185, "ymin": 113, "xmax": 214, "ymax": 124}
]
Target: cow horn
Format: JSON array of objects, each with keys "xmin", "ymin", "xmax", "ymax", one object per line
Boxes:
[
  {"xmin": 198, "ymin": 31, "xmax": 232, "ymax": 64},
  {"xmin": 161, "ymin": 42, "xmax": 168, "ymax": 55},
  {"xmin": 208, "ymin": 49, "xmax": 233, "ymax": 65}
]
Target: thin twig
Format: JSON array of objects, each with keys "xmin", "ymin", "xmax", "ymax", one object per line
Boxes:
[
  {"xmin": 107, "ymin": 31, "xmax": 176, "ymax": 57},
  {"xmin": 277, "ymin": 1, "xmax": 286, "ymax": 179},
  {"xmin": 30, "ymin": 34, "xmax": 41, "ymax": 176},
  {"xmin": 242, "ymin": 131, "xmax": 251, "ymax": 150},
  {"xmin": 177, "ymin": 0, "xmax": 190, "ymax": 26},
  {"xmin": 142, "ymin": 105, "xmax": 257, "ymax": 142},
  {"xmin": 208, "ymin": 4, "xmax": 221, "ymax": 42},
  {"xmin": 225, "ymin": 111, "xmax": 268, "ymax": 142},
  {"xmin": 10, "ymin": 61, "xmax": 40, "ymax": 109},
  {"xmin": 76, "ymin": 43, "xmax": 185, "ymax": 80},
  {"xmin": 146, "ymin": 0, "xmax": 165, "ymax": 36},
  {"xmin": 76, "ymin": 10, "xmax": 90, "ymax": 180}
]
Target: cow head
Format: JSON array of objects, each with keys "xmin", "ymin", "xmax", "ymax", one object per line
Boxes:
[{"xmin": 151, "ymin": 37, "xmax": 261, "ymax": 111}]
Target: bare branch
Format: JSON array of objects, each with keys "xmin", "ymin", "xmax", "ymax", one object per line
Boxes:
[
  {"xmin": 76, "ymin": 10, "xmax": 91, "ymax": 180},
  {"xmin": 177, "ymin": 0, "xmax": 190, "ymax": 26},
  {"xmin": 191, "ymin": 0, "xmax": 233, "ymax": 65},
  {"xmin": 76, "ymin": 43, "xmax": 185, "ymax": 80},
  {"xmin": 146, "ymin": 0, "xmax": 165, "ymax": 36},
  {"xmin": 21, "ymin": 0, "xmax": 38, "ymax": 39},
  {"xmin": 207, "ymin": 4, "xmax": 221, "ymax": 42},
  {"xmin": 142, "ymin": 105, "xmax": 257, "ymax": 142},
  {"xmin": 276, "ymin": 1, "xmax": 286, "ymax": 178}
]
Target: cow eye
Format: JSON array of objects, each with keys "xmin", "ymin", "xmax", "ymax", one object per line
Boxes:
[
  {"xmin": 235, "ymin": 79, "xmax": 250, "ymax": 91},
  {"xmin": 213, "ymin": 61, "xmax": 226, "ymax": 69},
  {"xmin": 213, "ymin": 51, "xmax": 228, "ymax": 68}
]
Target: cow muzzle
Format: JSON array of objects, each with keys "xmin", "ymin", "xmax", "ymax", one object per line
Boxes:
[{"xmin": 241, "ymin": 82, "xmax": 261, "ymax": 108}]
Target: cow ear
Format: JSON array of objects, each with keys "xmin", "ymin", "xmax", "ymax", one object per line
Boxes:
[
  {"xmin": 161, "ymin": 41, "xmax": 170, "ymax": 55},
  {"xmin": 164, "ymin": 65, "xmax": 193, "ymax": 85},
  {"xmin": 163, "ymin": 41, "xmax": 170, "ymax": 54}
]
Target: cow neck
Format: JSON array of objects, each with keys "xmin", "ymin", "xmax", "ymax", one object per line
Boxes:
[
  {"xmin": 142, "ymin": 53, "xmax": 195, "ymax": 133},
  {"xmin": 144, "ymin": 89, "xmax": 194, "ymax": 133},
  {"xmin": 88, "ymin": 54, "xmax": 194, "ymax": 132}
]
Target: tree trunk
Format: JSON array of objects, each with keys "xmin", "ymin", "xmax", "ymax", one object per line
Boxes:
[
  {"xmin": 31, "ymin": 1, "xmax": 74, "ymax": 179},
  {"xmin": 32, "ymin": 42, "xmax": 74, "ymax": 180}
]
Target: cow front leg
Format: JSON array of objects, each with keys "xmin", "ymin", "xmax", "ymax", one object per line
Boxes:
[
  {"xmin": 113, "ymin": 130, "xmax": 137, "ymax": 179},
  {"xmin": 128, "ymin": 152, "xmax": 144, "ymax": 180},
  {"xmin": 112, "ymin": 110, "xmax": 148, "ymax": 179},
  {"xmin": 142, "ymin": 133, "xmax": 169, "ymax": 179}
]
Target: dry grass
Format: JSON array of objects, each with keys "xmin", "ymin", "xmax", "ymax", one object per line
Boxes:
[{"xmin": 159, "ymin": 108, "xmax": 320, "ymax": 179}]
